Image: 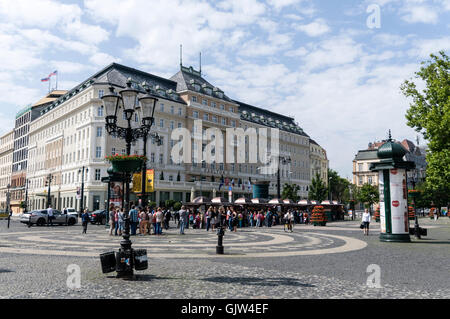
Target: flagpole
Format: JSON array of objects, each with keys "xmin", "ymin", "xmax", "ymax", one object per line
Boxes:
[
  {"xmin": 48, "ymin": 77, "xmax": 51, "ymax": 93},
  {"xmin": 56, "ymin": 72, "xmax": 58, "ymax": 90}
]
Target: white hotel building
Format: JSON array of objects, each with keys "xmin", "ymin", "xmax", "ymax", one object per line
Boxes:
[{"xmin": 26, "ymin": 63, "xmax": 317, "ymax": 211}]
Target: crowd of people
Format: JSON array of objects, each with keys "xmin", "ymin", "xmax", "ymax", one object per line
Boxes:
[{"xmin": 106, "ymin": 204, "xmax": 313, "ymax": 236}]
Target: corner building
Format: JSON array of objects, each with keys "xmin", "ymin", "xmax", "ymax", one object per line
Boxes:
[{"xmin": 26, "ymin": 63, "xmax": 323, "ymax": 210}]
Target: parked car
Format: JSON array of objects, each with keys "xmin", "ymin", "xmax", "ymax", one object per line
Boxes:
[
  {"xmin": 20, "ymin": 209, "xmax": 78, "ymax": 226},
  {"xmin": 88, "ymin": 210, "xmax": 107, "ymax": 225},
  {"xmin": 62, "ymin": 207, "xmax": 78, "ymax": 216}
]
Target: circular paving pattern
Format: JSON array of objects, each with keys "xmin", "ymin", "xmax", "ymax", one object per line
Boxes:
[{"xmin": 0, "ymin": 226, "xmax": 367, "ymax": 258}]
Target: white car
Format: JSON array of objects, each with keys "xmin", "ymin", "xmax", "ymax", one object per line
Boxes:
[
  {"xmin": 62, "ymin": 208, "xmax": 78, "ymax": 216},
  {"xmin": 20, "ymin": 209, "xmax": 78, "ymax": 226}
]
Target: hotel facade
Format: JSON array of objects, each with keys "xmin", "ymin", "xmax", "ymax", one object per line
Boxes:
[{"xmin": 17, "ymin": 63, "xmax": 323, "ymax": 212}]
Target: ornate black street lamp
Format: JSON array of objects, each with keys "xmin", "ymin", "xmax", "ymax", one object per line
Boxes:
[
  {"xmin": 100, "ymin": 79, "xmax": 158, "ymax": 278},
  {"xmin": 45, "ymin": 174, "xmax": 53, "ymax": 208}
]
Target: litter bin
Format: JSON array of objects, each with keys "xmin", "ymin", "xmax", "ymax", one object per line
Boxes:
[
  {"xmin": 100, "ymin": 251, "xmax": 116, "ymax": 273},
  {"xmin": 133, "ymin": 249, "xmax": 148, "ymax": 271}
]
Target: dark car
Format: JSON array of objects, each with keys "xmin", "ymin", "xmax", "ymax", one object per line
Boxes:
[{"xmin": 88, "ymin": 210, "xmax": 107, "ymax": 225}]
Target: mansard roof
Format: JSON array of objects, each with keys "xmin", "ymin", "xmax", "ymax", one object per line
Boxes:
[
  {"xmin": 170, "ymin": 65, "xmax": 234, "ymax": 103},
  {"xmin": 40, "ymin": 63, "xmax": 186, "ymax": 116},
  {"xmin": 236, "ymin": 100, "xmax": 309, "ymax": 137}
]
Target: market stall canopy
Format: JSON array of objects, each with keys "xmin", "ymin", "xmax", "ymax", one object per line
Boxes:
[
  {"xmin": 321, "ymin": 200, "xmax": 333, "ymax": 205},
  {"xmin": 234, "ymin": 197, "xmax": 253, "ymax": 205},
  {"xmin": 268, "ymin": 198, "xmax": 283, "ymax": 205},
  {"xmin": 191, "ymin": 196, "xmax": 210, "ymax": 204},
  {"xmin": 211, "ymin": 197, "xmax": 230, "ymax": 205},
  {"xmin": 251, "ymin": 198, "xmax": 268, "ymax": 204},
  {"xmin": 282, "ymin": 199, "xmax": 295, "ymax": 205},
  {"xmin": 297, "ymin": 199, "xmax": 311, "ymax": 205}
]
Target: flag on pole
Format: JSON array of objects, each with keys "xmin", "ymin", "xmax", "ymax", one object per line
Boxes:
[
  {"xmin": 48, "ymin": 70, "xmax": 58, "ymax": 77},
  {"xmin": 41, "ymin": 77, "xmax": 50, "ymax": 82}
]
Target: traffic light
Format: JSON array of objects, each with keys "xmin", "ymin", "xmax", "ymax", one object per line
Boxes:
[{"xmin": 45, "ymin": 180, "xmax": 48, "ymax": 187}]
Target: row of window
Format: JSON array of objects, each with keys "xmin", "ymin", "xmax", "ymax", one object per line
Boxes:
[{"xmin": 191, "ymin": 95, "xmax": 234, "ymax": 113}]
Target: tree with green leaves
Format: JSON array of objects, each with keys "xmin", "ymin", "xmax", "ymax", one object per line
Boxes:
[
  {"xmin": 328, "ymin": 169, "xmax": 351, "ymax": 203},
  {"xmin": 356, "ymin": 183, "xmax": 379, "ymax": 212},
  {"xmin": 281, "ymin": 183, "xmax": 300, "ymax": 202},
  {"xmin": 308, "ymin": 173, "xmax": 328, "ymax": 202},
  {"xmin": 400, "ymin": 51, "xmax": 449, "ymax": 208}
]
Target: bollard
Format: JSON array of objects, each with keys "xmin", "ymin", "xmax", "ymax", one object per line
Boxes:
[{"xmin": 216, "ymin": 226, "xmax": 225, "ymax": 254}]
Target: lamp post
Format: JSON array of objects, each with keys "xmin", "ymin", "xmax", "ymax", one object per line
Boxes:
[
  {"xmin": 24, "ymin": 179, "xmax": 30, "ymax": 214},
  {"xmin": 101, "ymin": 79, "xmax": 158, "ymax": 278},
  {"xmin": 78, "ymin": 166, "xmax": 88, "ymax": 216},
  {"xmin": 6, "ymin": 184, "xmax": 11, "ymax": 229},
  {"xmin": 45, "ymin": 174, "xmax": 53, "ymax": 208},
  {"xmin": 277, "ymin": 156, "xmax": 291, "ymax": 198}
]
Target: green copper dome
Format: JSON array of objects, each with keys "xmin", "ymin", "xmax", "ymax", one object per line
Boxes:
[{"xmin": 377, "ymin": 139, "xmax": 406, "ymax": 160}]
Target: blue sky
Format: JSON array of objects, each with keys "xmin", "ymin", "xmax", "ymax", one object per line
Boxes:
[{"xmin": 0, "ymin": 0, "xmax": 449, "ymax": 179}]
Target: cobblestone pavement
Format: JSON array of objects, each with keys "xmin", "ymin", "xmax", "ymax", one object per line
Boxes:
[{"xmin": 0, "ymin": 217, "xmax": 449, "ymax": 299}]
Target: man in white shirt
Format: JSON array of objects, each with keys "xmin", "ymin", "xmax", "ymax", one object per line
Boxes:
[{"xmin": 47, "ymin": 205, "xmax": 54, "ymax": 226}]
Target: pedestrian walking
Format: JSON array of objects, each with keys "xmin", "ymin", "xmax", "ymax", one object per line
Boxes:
[
  {"xmin": 118, "ymin": 208, "xmax": 125, "ymax": 236},
  {"xmin": 362, "ymin": 208, "xmax": 371, "ymax": 236},
  {"xmin": 139, "ymin": 208, "xmax": 148, "ymax": 235},
  {"xmin": 155, "ymin": 208, "xmax": 163, "ymax": 235},
  {"xmin": 206, "ymin": 207, "xmax": 212, "ymax": 231},
  {"xmin": 179, "ymin": 206, "xmax": 188, "ymax": 234},
  {"xmin": 232, "ymin": 211, "xmax": 238, "ymax": 232},
  {"xmin": 47, "ymin": 205, "xmax": 54, "ymax": 226},
  {"xmin": 129, "ymin": 205, "xmax": 139, "ymax": 236},
  {"xmin": 109, "ymin": 208, "xmax": 115, "ymax": 236},
  {"xmin": 164, "ymin": 209, "xmax": 171, "ymax": 230},
  {"xmin": 81, "ymin": 209, "xmax": 89, "ymax": 234},
  {"xmin": 114, "ymin": 208, "xmax": 120, "ymax": 236},
  {"xmin": 147, "ymin": 208, "xmax": 154, "ymax": 235}
]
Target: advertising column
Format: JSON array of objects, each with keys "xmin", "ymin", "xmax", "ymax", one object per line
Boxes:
[{"xmin": 389, "ymin": 168, "xmax": 409, "ymax": 236}]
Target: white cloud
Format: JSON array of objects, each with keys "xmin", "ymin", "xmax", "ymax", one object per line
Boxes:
[
  {"xmin": 62, "ymin": 19, "xmax": 110, "ymax": 45},
  {"xmin": 401, "ymin": 4, "xmax": 439, "ymax": 24},
  {"xmin": 302, "ymin": 36, "xmax": 363, "ymax": 70},
  {"xmin": 89, "ymin": 52, "xmax": 121, "ymax": 67},
  {"xmin": 295, "ymin": 19, "xmax": 330, "ymax": 37},
  {"xmin": 409, "ymin": 36, "xmax": 450, "ymax": 58},
  {"xmin": 0, "ymin": 0, "xmax": 81, "ymax": 28}
]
